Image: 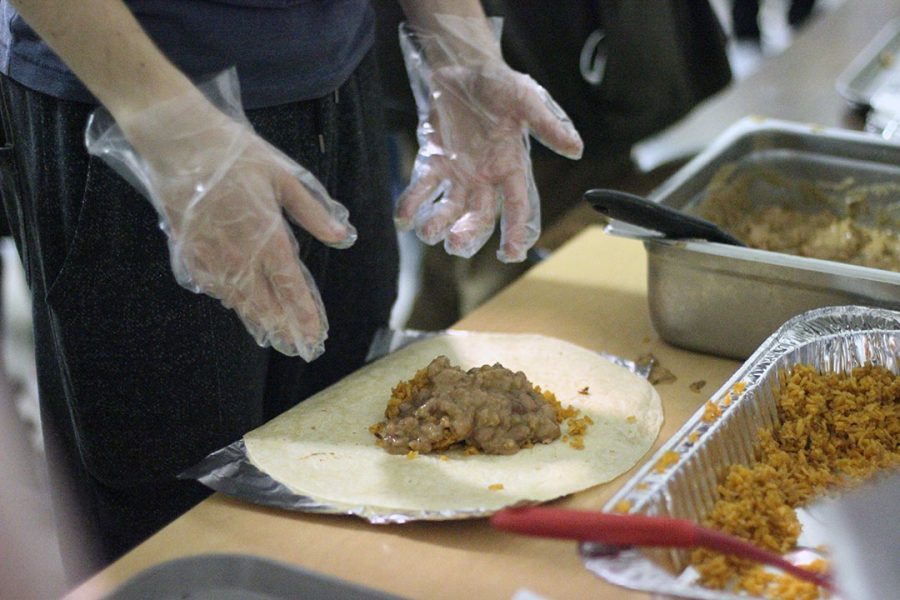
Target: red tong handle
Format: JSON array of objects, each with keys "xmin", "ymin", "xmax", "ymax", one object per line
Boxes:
[
  {"xmin": 491, "ymin": 506, "xmax": 699, "ymax": 547},
  {"xmin": 490, "ymin": 507, "xmax": 834, "ymax": 592}
]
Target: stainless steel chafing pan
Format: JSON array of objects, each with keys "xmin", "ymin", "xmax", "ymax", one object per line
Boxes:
[{"xmin": 606, "ymin": 117, "xmax": 900, "ymax": 359}]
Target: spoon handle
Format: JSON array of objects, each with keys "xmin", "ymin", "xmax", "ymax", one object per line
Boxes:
[{"xmin": 584, "ymin": 188, "xmax": 745, "ymax": 247}]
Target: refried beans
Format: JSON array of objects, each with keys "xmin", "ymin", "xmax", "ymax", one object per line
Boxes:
[{"xmin": 371, "ymin": 356, "xmax": 562, "ymax": 455}]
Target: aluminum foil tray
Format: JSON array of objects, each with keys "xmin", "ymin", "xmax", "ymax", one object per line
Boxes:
[
  {"xmin": 606, "ymin": 117, "xmax": 900, "ymax": 359},
  {"xmin": 581, "ymin": 305, "xmax": 899, "ymax": 600},
  {"xmin": 181, "ymin": 329, "xmax": 651, "ymax": 523}
]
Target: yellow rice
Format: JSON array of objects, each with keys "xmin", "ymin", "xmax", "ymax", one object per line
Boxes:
[{"xmin": 691, "ymin": 364, "xmax": 899, "ymax": 599}]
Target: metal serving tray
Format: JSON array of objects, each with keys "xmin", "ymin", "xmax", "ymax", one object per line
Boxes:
[
  {"xmin": 582, "ymin": 305, "xmax": 900, "ymax": 600},
  {"xmin": 103, "ymin": 553, "xmax": 404, "ymax": 600},
  {"xmin": 606, "ymin": 117, "xmax": 900, "ymax": 359},
  {"xmin": 836, "ymin": 18, "xmax": 900, "ymax": 110}
]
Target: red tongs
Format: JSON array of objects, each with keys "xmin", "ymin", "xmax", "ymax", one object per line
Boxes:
[{"xmin": 490, "ymin": 506, "xmax": 834, "ymax": 592}]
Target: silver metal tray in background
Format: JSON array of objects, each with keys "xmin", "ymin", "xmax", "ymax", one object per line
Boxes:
[
  {"xmin": 606, "ymin": 117, "xmax": 900, "ymax": 360},
  {"xmin": 582, "ymin": 305, "xmax": 900, "ymax": 600},
  {"xmin": 103, "ymin": 554, "xmax": 405, "ymax": 600},
  {"xmin": 836, "ymin": 18, "xmax": 900, "ymax": 109}
]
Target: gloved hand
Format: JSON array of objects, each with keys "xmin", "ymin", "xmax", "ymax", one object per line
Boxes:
[
  {"xmin": 85, "ymin": 70, "xmax": 356, "ymax": 360},
  {"xmin": 395, "ymin": 15, "xmax": 583, "ymax": 263}
]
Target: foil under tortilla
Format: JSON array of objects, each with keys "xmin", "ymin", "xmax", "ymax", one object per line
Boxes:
[
  {"xmin": 180, "ymin": 329, "xmax": 651, "ymax": 523},
  {"xmin": 581, "ymin": 305, "xmax": 899, "ymax": 600}
]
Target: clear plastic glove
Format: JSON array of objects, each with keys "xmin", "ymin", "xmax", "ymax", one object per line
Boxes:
[
  {"xmin": 395, "ymin": 15, "xmax": 583, "ymax": 263},
  {"xmin": 85, "ymin": 70, "xmax": 356, "ymax": 360}
]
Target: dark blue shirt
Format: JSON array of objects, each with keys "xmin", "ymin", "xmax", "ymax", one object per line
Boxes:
[{"xmin": 0, "ymin": 0, "xmax": 375, "ymax": 108}]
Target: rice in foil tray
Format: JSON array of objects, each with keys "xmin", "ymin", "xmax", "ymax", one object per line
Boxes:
[{"xmin": 584, "ymin": 305, "xmax": 899, "ymax": 600}]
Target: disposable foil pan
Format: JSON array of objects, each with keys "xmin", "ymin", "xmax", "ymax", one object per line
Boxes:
[
  {"xmin": 606, "ymin": 117, "xmax": 900, "ymax": 359},
  {"xmin": 181, "ymin": 329, "xmax": 651, "ymax": 523},
  {"xmin": 581, "ymin": 305, "xmax": 899, "ymax": 600}
]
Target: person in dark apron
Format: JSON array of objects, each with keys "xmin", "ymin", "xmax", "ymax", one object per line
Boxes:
[{"xmin": 0, "ymin": 0, "xmax": 582, "ymax": 582}]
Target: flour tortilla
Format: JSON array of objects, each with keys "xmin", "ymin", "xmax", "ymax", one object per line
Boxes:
[{"xmin": 244, "ymin": 332, "xmax": 663, "ymax": 519}]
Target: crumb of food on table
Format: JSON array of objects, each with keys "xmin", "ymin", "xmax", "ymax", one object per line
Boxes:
[
  {"xmin": 488, "ymin": 483, "xmax": 504, "ymax": 491},
  {"xmin": 701, "ymin": 400, "xmax": 722, "ymax": 423},
  {"xmin": 653, "ymin": 450, "xmax": 680, "ymax": 473},
  {"xmin": 878, "ymin": 49, "xmax": 895, "ymax": 67},
  {"xmin": 650, "ymin": 366, "xmax": 676, "ymax": 385},
  {"xmin": 689, "ymin": 380, "xmax": 707, "ymax": 393},
  {"xmin": 697, "ymin": 166, "xmax": 900, "ymax": 271},
  {"xmin": 406, "ymin": 450, "xmax": 418, "ymax": 460},
  {"xmin": 371, "ymin": 356, "xmax": 590, "ymax": 455},
  {"xmin": 636, "ymin": 352, "xmax": 678, "ymax": 385},
  {"xmin": 578, "ymin": 386, "xmax": 590, "ymax": 395},
  {"xmin": 691, "ymin": 363, "xmax": 899, "ymax": 598},
  {"xmin": 626, "ymin": 415, "xmax": 636, "ymax": 423}
]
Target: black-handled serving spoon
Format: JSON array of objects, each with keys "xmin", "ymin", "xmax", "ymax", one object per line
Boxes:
[{"xmin": 584, "ymin": 188, "xmax": 746, "ymax": 247}]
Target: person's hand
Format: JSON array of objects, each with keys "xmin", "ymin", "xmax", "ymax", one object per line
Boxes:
[
  {"xmin": 395, "ymin": 15, "xmax": 583, "ymax": 263},
  {"xmin": 86, "ymin": 71, "xmax": 355, "ymax": 360}
]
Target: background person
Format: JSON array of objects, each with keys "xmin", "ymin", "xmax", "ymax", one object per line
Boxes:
[{"xmin": 375, "ymin": 0, "xmax": 733, "ymax": 330}]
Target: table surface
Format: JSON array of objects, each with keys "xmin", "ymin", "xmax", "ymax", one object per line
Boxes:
[
  {"xmin": 69, "ymin": 229, "xmax": 740, "ymax": 600},
  {"xmin": 68, "ymin": 1, "xmax": 898, "ymax": 598}
]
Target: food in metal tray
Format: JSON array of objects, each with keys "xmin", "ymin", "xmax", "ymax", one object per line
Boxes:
[
  {"xmin": 692, "ymin": 363, "xmax": 899, "ymax": 599},
  {"xmin": 695, "ymin": 164, "xmax": 900, "ymax": 271},
  {"xmin": 243, "ymin": 333, "xmax": 663, "ymax": 518}
]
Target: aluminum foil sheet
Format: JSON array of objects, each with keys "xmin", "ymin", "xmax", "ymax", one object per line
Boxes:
[
  {"xmin": 581, "ymin": 305, "xmax": 899, "ymax": 600},
  {"xmin": 181, "ymin": 329, "xmax": 650, "ymax": 523}
]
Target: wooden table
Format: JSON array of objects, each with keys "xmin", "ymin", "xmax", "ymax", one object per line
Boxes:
[{"xmin": 69, "ymin": 229, "xmax": 740, "ymax": 600}]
